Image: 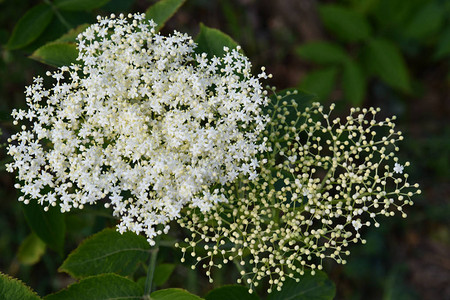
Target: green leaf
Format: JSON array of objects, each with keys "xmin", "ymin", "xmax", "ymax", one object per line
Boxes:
[
  {"xmin": 20, "ymin": 11, "xmax": 91, "ymax": 53},
  {"xmin": 59, "ymin": 228, "xmax": 150, "ymax": 279},
  {"xmin": 21, "ymin": 18, "xmax": 72, "ymax": 53},
  {"xmin": 318, "ymin": 4, "xmax": 371, "ymax": 42},
  {"xmin": 296, "ymin": 41, "xmax": 349, "ymax": 65},
  {"xmin": 145, "ymin": 0, "xmax": 186, "ymax": 32},
  {"xmin": 195, "ymin": 23, "xmax": 239, "ymax": 57},
  {"xmin": 298, "ymin": 67, "xmax": 338, "ymax": 100},
  {"xmin": 403, "ymin": 2, "xmax": 444, "ymax": 40},
  {"xmin": 30, "ymin": 42, "xmax": 79, "ymax": 67},
  {"xmin": 153, "ymin": 263, "xmax": 176, "ymax": 286},
  {"xmin": 0, "ymin": 273, "xmax": 41, "ymax": 300},
  {"xmin": 342, "ymin": 59, "xmax": 366, "ymax": 105},
  {"xmin": 54, "ymin": 0, "xmax": 111, "ymax": 11},
  {"xmin": 434, "ymin": 26, "xmax": 450, "ymax": 60},
  {"xmin": 17, "ymin": 233, "xmax": 46, "ymax": 266},
  {"xmin": 55, "ymin": 24, "xmax": 90, "ymax": 43},
  {"xmin": 267, "ymin": 270, "xmax": 335, "ymax": 300},
  {"xmin": 7, "ymin": 4, "xmax": 53, "ymax": 50},
  {"xmin": 44, "ymin": 274, "xmax": 143, "ymax": 300},
  {"xmin": 21, "ymin": 200, "xmax": 65, "ymax": 254},
  {"xmin": 365, "ymin": 38, "xmax": 411, "ymax": 93},
  {"xmin": 205, "ymin": 285, "xmax": 259, "ymax": 300},
  {"xmin": 150, "ymin": 288, "xmax": 203, "ymax": 300}
]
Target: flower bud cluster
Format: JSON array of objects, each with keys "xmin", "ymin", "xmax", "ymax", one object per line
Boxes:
[
  {"xmin": 7, "ymin": 13, "xmax": 269, "ymax": 244},
  {"xmin": 177, "ymin": 90, "xmax": 420, "ymax": 292}
]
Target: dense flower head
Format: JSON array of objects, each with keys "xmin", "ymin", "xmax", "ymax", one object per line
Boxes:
[
  {"xmin": 177, "ymin": 90, "xmax": 421, "ymax": 293},
  {"xmin": 7, "ymin": 13, "xmax": 269, "ymax": 244}
]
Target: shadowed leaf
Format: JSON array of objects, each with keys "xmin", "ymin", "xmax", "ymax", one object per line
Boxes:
[
  {"xmin": 7, "ymin": 4, "xmax": 53, "ymax": 50},
  {"xmin": 21, "ymin": 200, "xmax": 65, "ymax": 254},
  {"xmin": 44, "ymin": 274, "xmax": 143, "ymax": 300}
]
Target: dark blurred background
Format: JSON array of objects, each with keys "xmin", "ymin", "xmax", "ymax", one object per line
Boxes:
[{"xmin": 0, "ymin": 0, "xmax": 449, "ymax": 299}]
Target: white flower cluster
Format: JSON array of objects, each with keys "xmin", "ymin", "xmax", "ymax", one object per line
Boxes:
[
  {"xmin": 177, "ymin": 91, "xmax": 421, "ymax": 292},
  {"xmin": 7, "ymin": 13, "xmax": 269, "ymax": 244}
]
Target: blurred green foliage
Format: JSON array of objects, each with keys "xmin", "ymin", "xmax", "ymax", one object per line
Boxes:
[{"xmin": 297, "ymin": 0, "xmax": 450, "ymax": 105}]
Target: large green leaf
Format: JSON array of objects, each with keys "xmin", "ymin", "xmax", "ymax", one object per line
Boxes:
[
  {"xmin": 30, "ymin": 42, "xmax": 79, "ymax": 67},
  {"xmin": 7, "ymin": 4, "xmax": 54, "ymax": 50},
  {"xmin": 44, "ymin": 274, "xmax": 143, "ymax": 300},
  {"xmin": 145, "ymin": 0, "xmax": 186, "ymax": 32},
  {"xmin": 195, "ymin": 23, "xmax": 238, "ymax": 57},
  {"xmin": 318, "ymin": 4, "xmax": 371, "ymax": 42},
  {"xmin": 267, "ymin": 271, "xmax": 335, "ymax": 300},
  {"xmin": 21, "ymin": 200, "xmax": 65, "ymax": 254},
  {"xmin": 298, "ymin": 67, "xmax": 338, "ymax": 100},
  {"xmin": 0, "ymin": 273, "xmax": 41, "ymax": 300},
  {"xmin": 365, "ymin": 38, "xmax": 411, "ymax": 93},
  {"xmin": 205, "ymin": 285, "xmax": 259, "ymax": 300},
  {"xmin": 403, "ymin": 2, "xmax": 444, "ymax": 40},
  {"xmin": 59, "ymin": 228, "xmax": 150, "ymax": 279},
  {"xmin": 20, "ymin": 10, "xmax": 90, "ymax": 53},
  {"xmin": 342, "ymin": 59, "xmax": 366, "ymax": 106},
  {"xmin": 150, "ymin": 288, "xmax": 203, "ymax": 300},
  {"xmin": 54, "ymin": 0, "xmax": 111, "ymax": 11},
  {"xmin": 17, "ymin": 233, "xmax": 46, "ymax": 266},
  {"xmin": 153, "ymin": 263, "xmax": 176, "ymax": 286},
  {"xmin": 296, "ymin": 41, "xmax": 349, "ymax": 65}
]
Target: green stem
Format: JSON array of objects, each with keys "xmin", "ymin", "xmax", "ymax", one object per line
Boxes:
[
  {"xmin": 43, "ymin": 0, "xmax": 72, "ymax": 30},
  {"xmin": 144, "ymin": 237, "xmax": 160, "ymax": 296}
]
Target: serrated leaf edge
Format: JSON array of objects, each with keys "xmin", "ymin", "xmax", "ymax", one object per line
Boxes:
[
  {"xmin": 58, "ymin": 228, "xmax": 150, "ymax": 279},
  {"xmin": 0, "ymin": 272, "xmax": 41, "ymax": 299}
]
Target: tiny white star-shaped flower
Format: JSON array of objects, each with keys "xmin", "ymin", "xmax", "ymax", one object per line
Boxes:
[{"xmin": 394, "ymin": 162, "xmax": 404, "ymax": 174}]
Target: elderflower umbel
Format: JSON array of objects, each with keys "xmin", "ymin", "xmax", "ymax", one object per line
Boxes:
[
  {"xmin": 177, "ymin": 91, "xmax": 420, "ymax": 292},
  {"xmin": 7, "ymin": 13, "xmax": 269, "ymax": 244}
]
